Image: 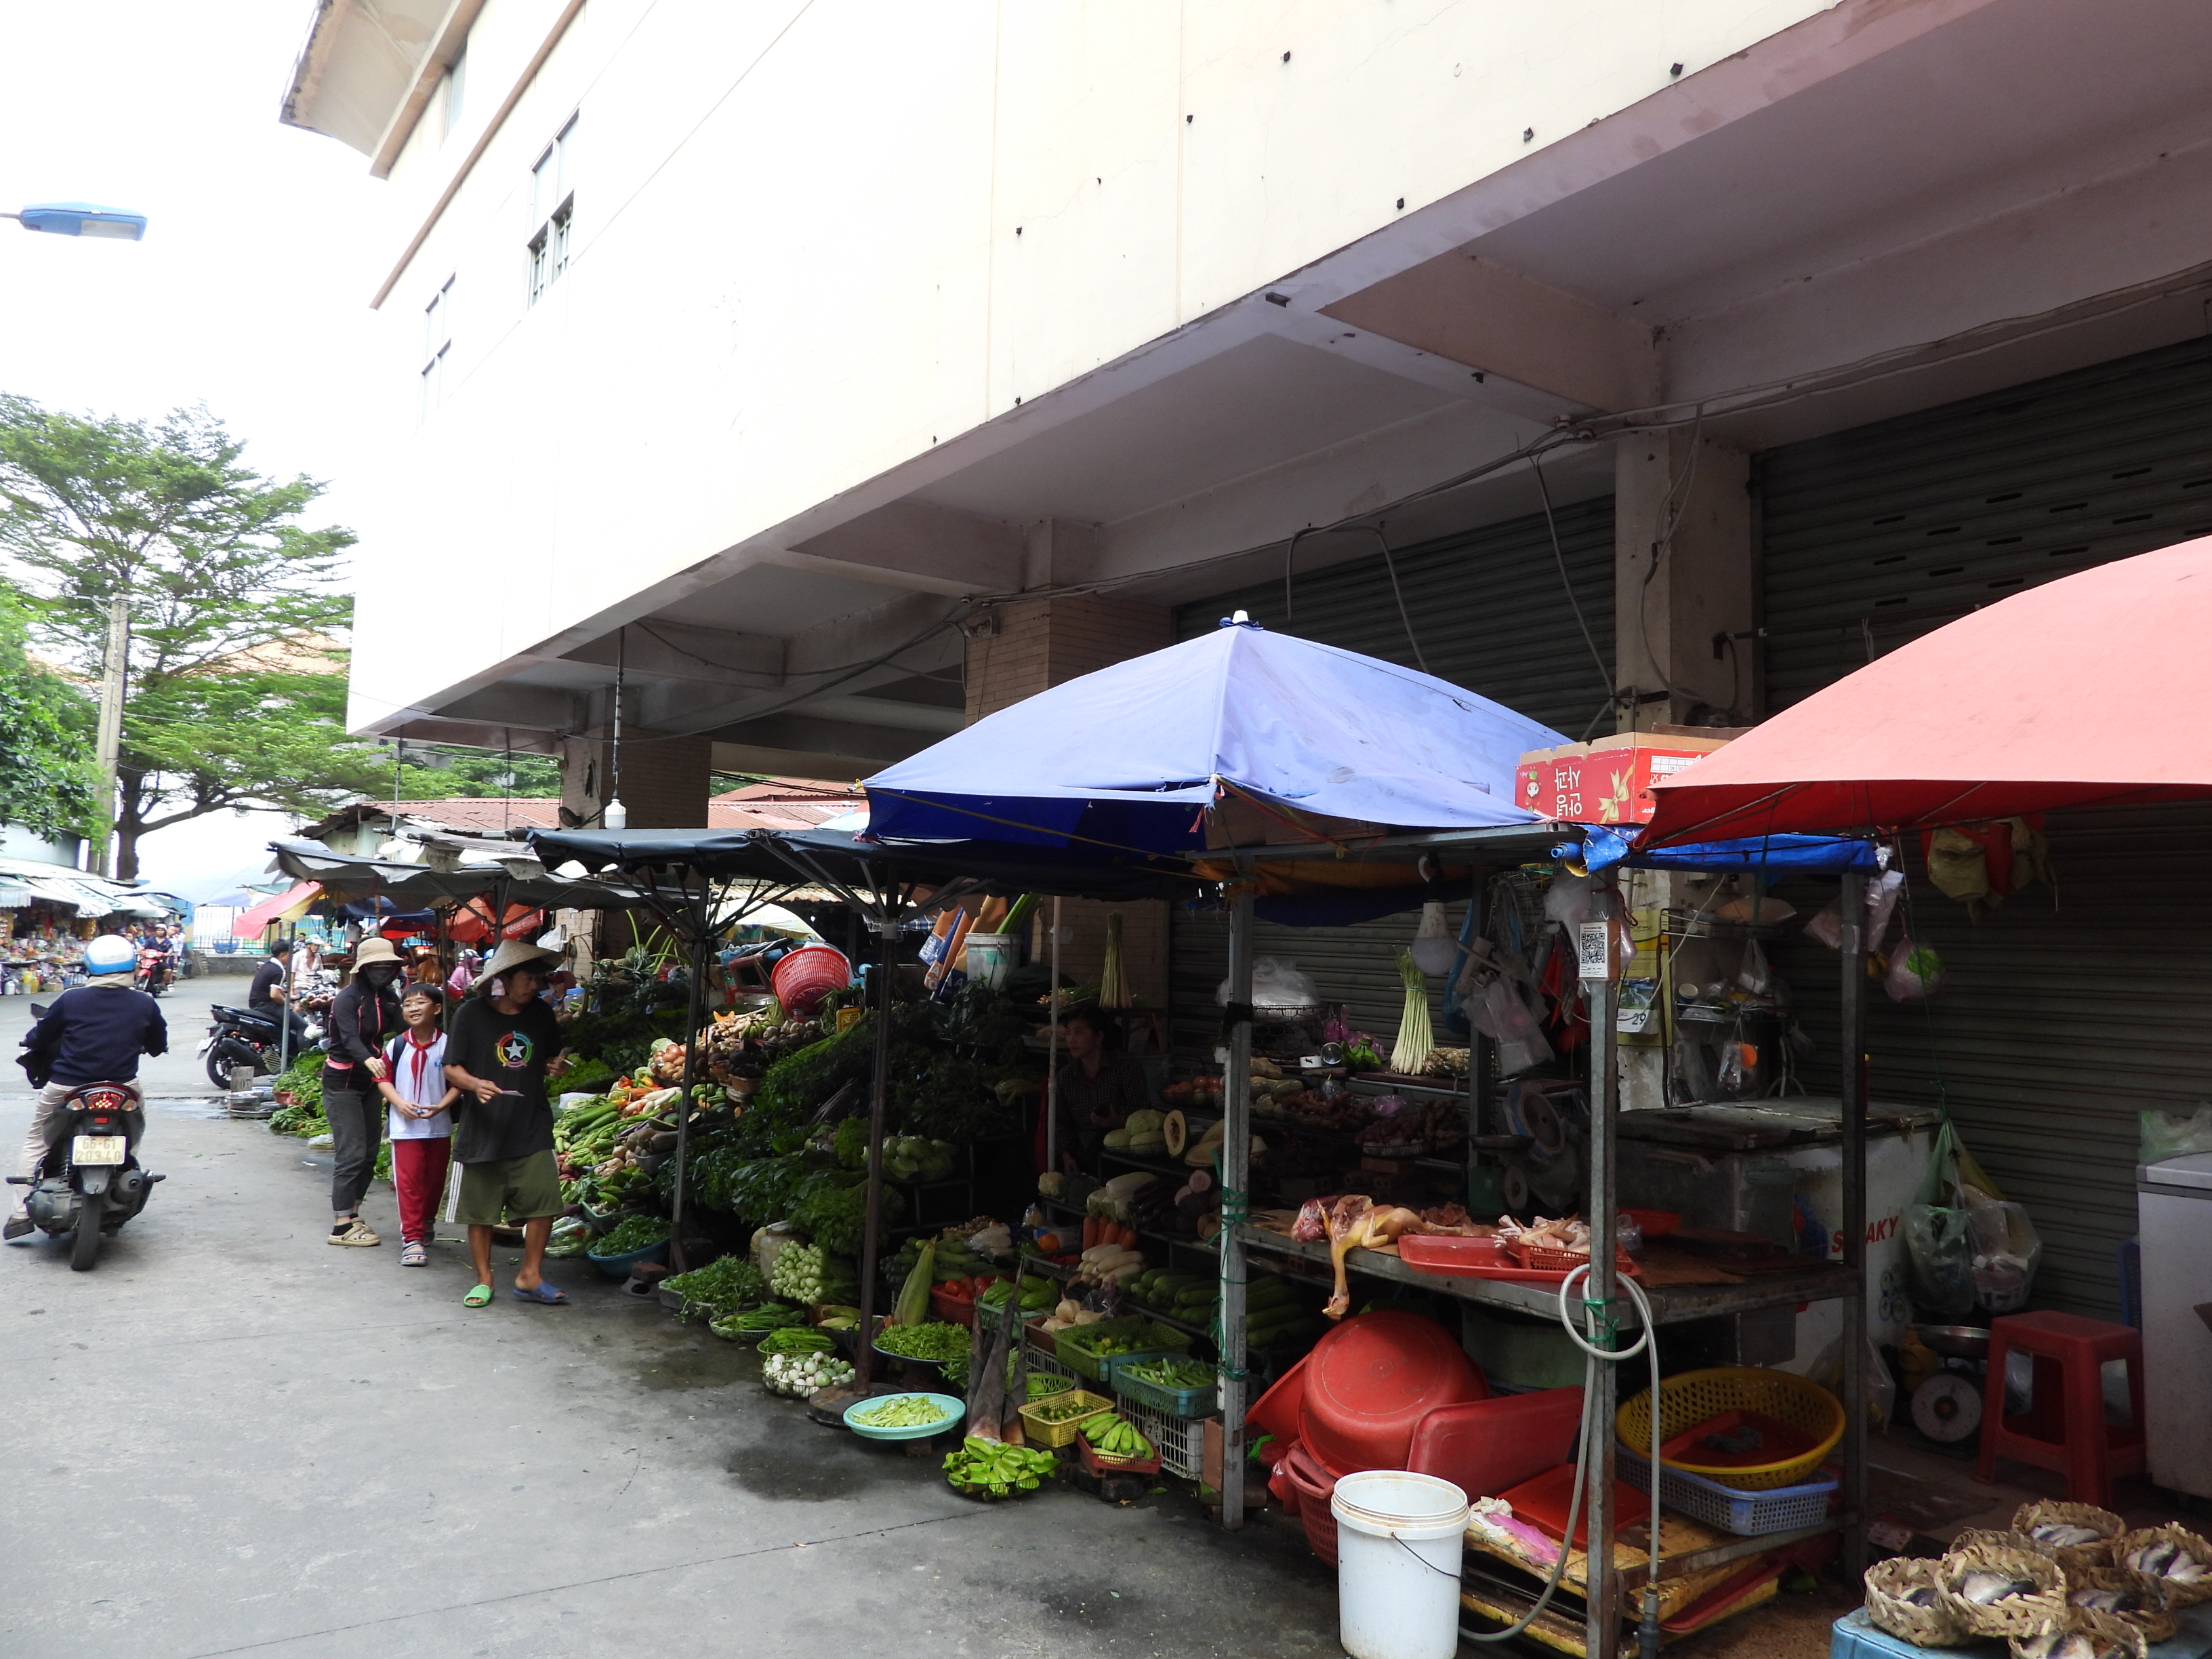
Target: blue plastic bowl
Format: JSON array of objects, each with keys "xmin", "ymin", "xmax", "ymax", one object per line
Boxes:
[
  {"xmin": 843, "ymin": 1392, "xmax": 967, "ymax": 1441},
  {"xmin": 584, "ymin": 1235, "xmax": 670, "ymax": 1278}
]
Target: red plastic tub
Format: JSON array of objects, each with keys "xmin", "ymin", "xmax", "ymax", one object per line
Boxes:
[
  {"xmin": 1279, "ymin": 1441, "xmax": 1342, "ymax": 1565},
  {"xmin": 1297, "ymin": 1309, "xmax": 1486, "ymax": 1475}
]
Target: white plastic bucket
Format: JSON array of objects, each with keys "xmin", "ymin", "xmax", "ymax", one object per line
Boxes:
[
  {"xmin": 1331, "ymin": 1469, "xmax": 1469, "ymax": 1659},
  {"xmin": 962, "ymin": 933, "xmax": 1019, "ymax": 989}
]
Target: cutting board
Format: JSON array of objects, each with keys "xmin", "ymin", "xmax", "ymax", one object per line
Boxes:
[{"xmin": 1498, "ymin": 1464, "xmax": 1652, "ymax": 1549}]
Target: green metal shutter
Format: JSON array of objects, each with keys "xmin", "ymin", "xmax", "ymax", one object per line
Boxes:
[
  {"xmin": 1759, "ymin": 337, "xmax": 2212, "ymax": 1321},
  {"xmin": 1167, "ymin": 499, "xmax": 1615, "ymax": 1064}
]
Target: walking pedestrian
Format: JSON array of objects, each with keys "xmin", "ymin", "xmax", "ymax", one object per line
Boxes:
[
  {"xmin": 323, "ymin": 937, "xmax": 407, "ymax": 1247},
  {"xmin": 373, "ymin": 983, "xmax": 459, "ymax": 1267},
  {"xmin": 443, "ymin": 939, "xmax": 567, "ymax": 1307}
]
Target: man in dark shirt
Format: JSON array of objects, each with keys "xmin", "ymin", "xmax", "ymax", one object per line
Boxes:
[
  {"xmin": 9, "ymin": 935, "xmax": 166, "ymax": 1240},
  {"xmin": 443, "ymin": 939, "xmax": 567, "ymax": 1307},
  {"xmin": 246, "ymin": 947, "xmax": 310, "ymax": 1050}
]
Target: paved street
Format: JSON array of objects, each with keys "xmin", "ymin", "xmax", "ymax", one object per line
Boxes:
[{"xmin": 0, "ymin": 985, "xmax": 1340, "ymax": 1659}]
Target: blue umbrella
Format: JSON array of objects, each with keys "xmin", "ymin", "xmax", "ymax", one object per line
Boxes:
[{"xmin": 863, "ymin": 615, "xmax": 1565, "ymax": 854}]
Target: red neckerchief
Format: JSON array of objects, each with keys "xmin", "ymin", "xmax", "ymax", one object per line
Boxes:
[{"xmin": 403, "ymin": 1028, "xmax": 440, "ymax": 1102}]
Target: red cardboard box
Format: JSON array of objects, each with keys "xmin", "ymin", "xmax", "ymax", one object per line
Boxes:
[{"xmin": 1517, "ymin": 735, "xmax": 1727, "ymax": 825}]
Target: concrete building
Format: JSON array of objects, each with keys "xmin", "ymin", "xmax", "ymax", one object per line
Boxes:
[{"xmin": 287, "ymin": 0, "xmax": 2212, "ymax": 1317}]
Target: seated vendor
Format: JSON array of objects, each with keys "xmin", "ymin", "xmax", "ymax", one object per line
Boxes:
[{"xmin": 1057, "ymin": 1006, "xmax": 1153, "ymax": 1176}]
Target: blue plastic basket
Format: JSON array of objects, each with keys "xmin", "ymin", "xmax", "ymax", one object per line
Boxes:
[
  {"xmin": 1616, "ymin": 1444, "xmax": 1837, "ymax": 1537},
  {"xmin": 1106, "ymin": 1352, "xmax": 1218, "ymax": 1418}
]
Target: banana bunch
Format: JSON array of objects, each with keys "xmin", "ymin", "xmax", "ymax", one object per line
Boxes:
[{"xmin": 1080, "ymin": 1411, "xmax": 1153, "ymax": 1462}]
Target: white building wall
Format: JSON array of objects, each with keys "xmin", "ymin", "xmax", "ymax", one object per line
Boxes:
[{"xmin": 349, "ymin": 0, "xmax": 1836, "ymax": 733}]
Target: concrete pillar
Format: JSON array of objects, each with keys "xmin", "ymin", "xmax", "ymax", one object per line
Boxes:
[
  {"xmin": 963, "ymin": 590, "xmax": 1172, "ymax": 721},
  {"xmin": 1613, "ymin": 434, "xmax": 1757, "ymax": 730},
  {"xmin": 558, "ymin": 733, "xmax": 712, "ymax": 828},
  {"xmin": 962, "ymin": 585, "xmax": 1173, "ymax": 1004}
]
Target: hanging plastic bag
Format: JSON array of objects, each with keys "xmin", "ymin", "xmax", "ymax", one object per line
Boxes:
[
  {"xmin": 1224, "ymin": 956, "xmax": 1320, "ymax": 1012},
  {"xmin": 1866, "ymin": 869, "xmax": 1906, "ymax": 948},
  {"xmin": 1902, "ymin": 1204, "xmax": 1978, "ymax": 1316},
  {"xmin": 1542, "ymin": 872, "xmax": 1593, "ymax": 930},
  {"xmin": 1737, "ymin": 938, "xmax": 1775, "ymax": 996},
  {"xmin": 1884, "ymin": 935, "xmax": 1945, "ymax": 1001},
  {"xmin": 1803, "ymin": 899, "xmax": 1844, "ymax": 950},
  {"xmin": 1475, "ymin": 978, "xmax": 1553, "ymax": 1077},
  {"xmin": 1967, "ymin": 1200, "xmax": 2041, "ymax": 1313},
  {"xmin": 2141, "ymin": 1103, "xmax": 2212, "ymax": 1163},
  {"xmin": 1807, "ymin": 1328, "xmax": 1898, "ymax": 1431}
]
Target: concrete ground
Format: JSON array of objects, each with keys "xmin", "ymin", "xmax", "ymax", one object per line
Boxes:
[
  {"xmin": 0, "ymin": 988, "xmax": 1343, "ymax": 1659},
  {"xmin": 5, "ymin": 987, "xmax": 2191, "ymax": 1658}
]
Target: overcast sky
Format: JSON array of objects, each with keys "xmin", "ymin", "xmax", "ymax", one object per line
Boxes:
[{"xmin": 0, "ymin": 1, "xmax": 390, "ymax": 897}]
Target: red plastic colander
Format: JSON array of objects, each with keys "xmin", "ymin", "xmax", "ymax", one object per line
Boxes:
[{"xmin": 769, "ymin": 942, "xmax": 852, "ymax": 1017}]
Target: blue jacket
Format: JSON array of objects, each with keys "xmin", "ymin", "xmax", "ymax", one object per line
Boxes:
[{"xmin": 18, "ymin": 983, "xmax": 168, "ymax": 1088}]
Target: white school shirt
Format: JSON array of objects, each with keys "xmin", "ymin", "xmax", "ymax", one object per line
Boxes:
[{"xmin": 382, "ymin": 1030, "xmax": 454, "ymax": 1139}]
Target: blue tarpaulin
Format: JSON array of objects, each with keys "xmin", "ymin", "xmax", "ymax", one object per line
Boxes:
[
  {"xmin": 1571, "ymin": 823, "xmax": 1881, "ymax": 874},
  {"xmin": 863, "ymin": 619, "xmax": 1565, "ymax": 854}
]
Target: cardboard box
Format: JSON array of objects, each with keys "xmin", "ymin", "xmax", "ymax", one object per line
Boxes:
[{"xmin": 1517, "ymin": 734, "xmax": 1729, "ymax": 825}]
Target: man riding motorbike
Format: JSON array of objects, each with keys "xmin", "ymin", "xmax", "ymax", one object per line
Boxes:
[{"xmin": 7, "ymin": 935, "xmax": 167, "ymax": 1242}]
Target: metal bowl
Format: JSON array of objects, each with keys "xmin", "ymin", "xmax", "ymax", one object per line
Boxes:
[{"xmin": 1914, "ymin": 1324, "xmax": 1992, "ymax": 1361}]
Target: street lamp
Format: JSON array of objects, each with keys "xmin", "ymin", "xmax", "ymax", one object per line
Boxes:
[{"xmin": 3, "ymin": 201, "xmax": 148, "ymax": 240}]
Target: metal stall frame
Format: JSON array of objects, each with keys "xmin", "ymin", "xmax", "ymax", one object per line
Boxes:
[{"xmin": 1208, "ymin": 825, "xmax": 1869, "ymax": 1659}]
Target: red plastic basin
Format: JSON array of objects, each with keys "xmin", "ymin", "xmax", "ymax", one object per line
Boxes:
[
  {"xmin": 1297, "ymin": 1309, "xmax": 1486, "ymax": 1475},
  {"xmin": 1407, "ymin": 1386, "xmax": 1586, "ymax": 1501},
  {"xmin": 769, "ymin": 942, "xmax": 852, "ymax": 1017}
]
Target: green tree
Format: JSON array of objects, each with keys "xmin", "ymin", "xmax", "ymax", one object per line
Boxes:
[
  {"xmin": 0, "ymin": 581, "xmax": 99, "ymax": 844},
  {"xmin": 0, "ymin": 396, "xmax": 386, "ymax": 878}
]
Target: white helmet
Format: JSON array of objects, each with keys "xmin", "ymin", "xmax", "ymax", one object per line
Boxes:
[{"xmin": 85, "ymin": 935, "xmax": 138, "ymax": 977}]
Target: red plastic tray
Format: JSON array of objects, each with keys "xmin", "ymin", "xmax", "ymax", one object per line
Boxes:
[
  {"xmin": 1397, "ymin": 1234, "xmax": 1641, "ymax": 1285},
  {"xmin": 1497, "ymin": 1463, "xmax": 1652, "ymax": 1549},
  {"xmin": 1660, "ymin": 1408, "xmax": 1818, "ymax": 1471}
]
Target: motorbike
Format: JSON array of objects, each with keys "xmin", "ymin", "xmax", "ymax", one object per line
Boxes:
[
  {"xmin": 199, "ymin": 1004, "xmax": 327, "ymax": 1090},
  {"xmin": 5, "ymin": 1068, "xmax": 163, "ymax": 1271},
  {"xmin": 134, "ymin": 947, "xmax": 173, "ymax": 997}
]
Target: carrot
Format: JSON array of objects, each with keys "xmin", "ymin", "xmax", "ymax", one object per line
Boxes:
[{"xmin": 1083, "ymin": 1215, "xmax": 1099, "ymax": 1249}]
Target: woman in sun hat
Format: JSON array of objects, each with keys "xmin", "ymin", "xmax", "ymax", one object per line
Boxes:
[{"xmin": 323, "ymin": 936, "xmax": 408, "ymax": 1247}]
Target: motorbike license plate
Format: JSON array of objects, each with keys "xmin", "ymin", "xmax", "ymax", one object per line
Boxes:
[
  {"xmin": 197, "ymin": 1035, "xmax": 215, "ymax": 1057},
  {"xmin": 73, "ymin": 1136, "xmax": 127, "ymax": 1166}
]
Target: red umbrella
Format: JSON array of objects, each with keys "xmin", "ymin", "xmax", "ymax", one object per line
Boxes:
[{"xmin": 1641, "ymin": 535, "xmax": 2212, "ymax": 844}]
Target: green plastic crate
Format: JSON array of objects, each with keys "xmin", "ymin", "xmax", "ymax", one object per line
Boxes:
[{"xmin": 1053, "ymin": 1316, "xmax": 1194, "ymax": 1382}]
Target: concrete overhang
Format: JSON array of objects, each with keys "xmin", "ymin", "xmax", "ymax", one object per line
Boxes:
[{"xmin": 371, "ymin": 0, "xmax": 2212, "ymax": 777}]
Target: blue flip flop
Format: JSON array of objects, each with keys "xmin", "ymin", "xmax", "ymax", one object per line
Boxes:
[{"xmin": 512, "ymin": 1282, "xmax": 567, "ymax": 1305}]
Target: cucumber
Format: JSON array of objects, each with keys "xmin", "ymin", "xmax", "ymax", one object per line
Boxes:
[{"xmin": 1248, "ymin": 1315, "xmax": 1320, "ymax": 1349}]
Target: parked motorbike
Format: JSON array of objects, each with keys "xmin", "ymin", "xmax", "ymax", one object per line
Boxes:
[
  {"xmin": 199, "ymin": 1004, "xmax": 327, "ymax": 1090},
  {"xmin": 5, "ymin": 1065, "xmax": 163, "ymax": 1271},
  {"xmin": 134, "ymin": 947, "xmax": 173, "ymax": 997}
]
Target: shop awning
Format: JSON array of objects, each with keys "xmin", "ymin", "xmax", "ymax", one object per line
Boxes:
[
  {"xmin": 263, "ymin": 841, "xmax": 649, "ymax": 913},
  {"xmin": 20, "ymin": 874, "xmax": 123, "ymax": 915},
  {"xmin": 232, "ymin": 881, "xmax": 321, "ymax": 937},
  {"xmin": 1641, "ymin": 535, "xmax": 2212, "ymax": 844},
  {"xmin": 861, "ymin": 617, "xmax": 1564, "ymax": 855}
]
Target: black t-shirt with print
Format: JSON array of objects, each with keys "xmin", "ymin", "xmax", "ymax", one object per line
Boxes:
[{"xmin": 443, "ymin": 994, "xmax": 562, "ymax": 1163}]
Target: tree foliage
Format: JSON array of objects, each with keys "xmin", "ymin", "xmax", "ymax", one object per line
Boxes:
[
  {"xmin": 0, "ymin": 396, "xmax": 379, "ymax": 876},
  {"xmin": 0, "ymin": 581, "xmax": 98, "ymax": 843}
]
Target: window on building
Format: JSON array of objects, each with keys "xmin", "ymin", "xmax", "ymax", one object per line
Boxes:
[
  {"xmin": 439, "ymin": 46, "xmax": 467, "ymax": 141},
  {"xmin": 527, "ymin": 115, "xmax": 577, "ymax": 305},
  {"xmin": 421, "ymin": 276, "xmax": 453, "ymax": 416}
]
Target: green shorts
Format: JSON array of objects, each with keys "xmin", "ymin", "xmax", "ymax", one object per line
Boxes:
[{"xmin": 453, "ymin": 1149, "xmax": 563, "ymax": 1227}]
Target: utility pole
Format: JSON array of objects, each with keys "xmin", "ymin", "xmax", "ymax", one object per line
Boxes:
[{"xmin": 94, "ymin": 596, "xmax": 129, "ymax": 878}]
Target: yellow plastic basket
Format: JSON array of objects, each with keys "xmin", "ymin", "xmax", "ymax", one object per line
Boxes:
[
  {"xmin": 1017, "ymin": 1389, "xmax": 1115, "ymax": 1449},
  {"xmin": 1616, "ymin": 1366, "xmax": 1844, "ymax": 1492}
]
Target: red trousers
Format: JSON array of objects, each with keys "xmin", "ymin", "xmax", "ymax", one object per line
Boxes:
[{"xmin": 390, "ymin": 1136, "xmax": 450, "ymax": 1242}]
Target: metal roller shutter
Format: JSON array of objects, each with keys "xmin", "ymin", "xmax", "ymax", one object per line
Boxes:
[
  {"xmin": 1759, "ymin": 337, "xmax": 2212, "ymax": 1321},
  {"xmin": 1168, "ymin": 499, "xmax": 1616, "ymax": 1065},
  {"xmin": 1172, "ymin": 495, "xmax": 1617, "ymax": 740}
]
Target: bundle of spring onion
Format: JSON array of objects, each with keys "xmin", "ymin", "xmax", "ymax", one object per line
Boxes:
[
  {"xmin": 1099, "ymin": 911, "xmax": 1130, "ymax": 1009},
  {"xmin": 710, "ymin": 1303, "xmax": 808, "ymax": 1343},
  {"xmin": 1389, "ymin": 947, "xmax": 1433, "ymax": 1076}
]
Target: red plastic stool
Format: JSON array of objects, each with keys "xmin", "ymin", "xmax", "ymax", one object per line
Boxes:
[{"xmin": 1975, "ymin": 1311, "xmax": 2146, "ymax": 1507}]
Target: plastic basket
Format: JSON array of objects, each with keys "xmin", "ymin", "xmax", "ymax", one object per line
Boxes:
[
  {"xmin": 1054, "ymin": 1317, "xmax": 1193, "ymax": 1383},
  {"xmin": 1106, "ymin": 1352, "xmax": 1218, "ymax": 1418},
  {"xmin": 1078, "ymin": 1434, "xmax": 1161, "ymax": 1478},
  {"xmin": 1018, "ymin": 1389, "xmax": 1115, "ymax": 1448},
  {"xmin": 1117, "ymin": 1397, "xmax": 1206, "ymax": 1481},
  {"xmin": 1508, "ymin": 1238, "xmax": 1639, "ymax": 1277},
  {"xmin": 1024, "ymin": 1344, "xmax": 1079, "ymax": 1393},
  {"xmin": 1616, "ymin": 1446, "xmax": 1837, "ymax": 1536},
  {"xmin": 1616, "ymin": 1366, "xmax": 1844, "ymax": 1491}
]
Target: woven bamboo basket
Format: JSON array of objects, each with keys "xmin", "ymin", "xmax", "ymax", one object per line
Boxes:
[
  {"xmin": 1953, "ymin": 1530, "xmax": 2043, "ymax": 1556},
  {"xmin": 2013, "ymin": 1500, "xmax": 2124, "ymax": 1574},
  {"xmin": 2112, "ymin": 1525, "xmax": 2212, "ymax": 1610},
  {"xmin": 2063, "ymin": 1565, "xmax": 2178, "ymax": 1644},
  {"xmin": 2007, "ymin": 1605, "xmax": 2147, "ymax": 1659},
  {"xmin": 1935, "ymin": 1537, "xmax": 2068, "ymax": 1640},
  {"xmin": 1864, "ymin": 1555, "xmax": 1973, "ymax": 1648}
]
